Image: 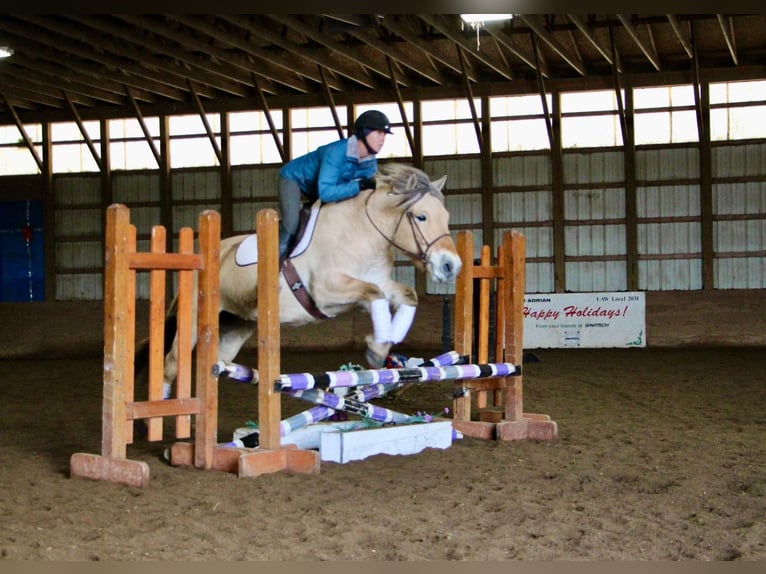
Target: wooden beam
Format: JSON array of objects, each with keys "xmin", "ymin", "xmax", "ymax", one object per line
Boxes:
[
  {"xmin": 343, "ymin": 25, "xmax": 449, "ymax": 85},
  {"xmin": 219, "ymin": 111, "xmax": 233, "ymax": 238},
  {"xmin": 532, "ymin": 34, "xmax": 554, "ymax": 150},
  {"xmin": 483, "ymin": 20, "xmax": 549, "ymax": 77},
  {"xmin": 220, "ymin": 15, "xmax": 379, "ymax": 90},
  {"xmin": 616, "ymin": 14, "xmax": 661, "ymax": 71},
  {"xmin": 480, "ymin": 91, "xmax": 494, "ymax": 253},
  {"xmin": 568, "ymin": 14, "xmax": 617, "ymax": 68},
  {"xmin": 167, "ymin": 14, "xmax": 315, "ymax": 94},
  {"xmin": 378, "ymin": 15, "xmax": 474, "ymax": 81},
  {"xmin": 187, "ymin": 80, "xmax": 223, "ymax": 166},
  {"xmin": 252, "ymin": 74, "xmax": 286, "ymax": 163},
  {"xmin": 518, "ymin": 14, "xmax": 586, "ymax": 76},
  {"xmin": 63, "ymin": 92, "xmax": 103, "ymax": 171},
  {"xmin": 419, "ymin": 14, "xmax": 513, "ymax": 81},
  {"xmin": 1, "ymin": 95, "xmax": 44, "ymax": 172},
  {"xmin": 666, "ymin": 15, "xmax": 693, "ymax": 59},
  {"xmin": 716, "ymin": 14, "xmax": 738, "ymax": 66},
  {"xmin": 386, "ymin": 56, "xmax": 416, "ymax": 158},
  {"xmin": 125, "ymin": 86, "xmax": 162, "ymax": 169},
  {"xmin": 269, "ymin": 14, "xmax": 396, "ymax": 84},
  {"xmin": 317, "ymin": 66, "xmax": 345, "ymax": 139},
  {"xmin": 691, "ymin": 21, "xmax": 714, "ymax": 290},
  {"xmin": 13, "ymin": 16, "xmax": 202, "ymax": 100},
  {"xmin": 456, "ymin": 45, "xmax": 482, "ymax": 153}
]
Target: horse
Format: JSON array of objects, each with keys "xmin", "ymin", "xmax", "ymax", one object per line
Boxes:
[{"xmin": 152, "ymin": 162, "xmax": 463, "ymax": 399}]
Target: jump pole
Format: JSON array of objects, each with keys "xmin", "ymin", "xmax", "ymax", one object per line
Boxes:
[{"xmin": 451, "ymin": 229, "xmax": 558, "ymax": 442}]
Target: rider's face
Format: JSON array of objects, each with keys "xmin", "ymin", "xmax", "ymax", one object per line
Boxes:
[{"xmin": 364, "ymin": 129, "xmax": 388, "ymax": 154}]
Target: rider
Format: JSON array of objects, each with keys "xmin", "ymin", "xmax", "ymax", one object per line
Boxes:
[{"xmin": 277, "ymin": 109, "xmax": 393, "ymax": 261}]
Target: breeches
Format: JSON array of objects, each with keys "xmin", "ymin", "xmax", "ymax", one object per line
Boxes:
[{"xmin": 278, "ymin": 177, "xmax": 303, "ymax": 235}]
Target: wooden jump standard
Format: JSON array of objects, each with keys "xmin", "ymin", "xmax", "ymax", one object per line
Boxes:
[
  {"xmin": 451, "ymin": 229, "xmax": 558, "ymax": 442},
  {"xmin": 70, "ymin": 205, "xmax": 318, "ymax": 488},
  {"xmin": 70, "ymin": 203, "xmax": 221, "ymax": 487}
]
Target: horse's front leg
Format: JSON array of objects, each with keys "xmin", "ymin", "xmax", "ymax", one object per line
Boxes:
[
  {"xmin": 314, "ymin": 275, "xmax": 418, "ymax": 368},
  {"xmin": 364, "ymin": 281, "xmax": 419, "ymax": 368}
]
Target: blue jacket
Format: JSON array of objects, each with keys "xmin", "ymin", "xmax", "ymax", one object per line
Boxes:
[{"xmin": 279, "ymin": 136, "xmax": 377, "ymax": 203}]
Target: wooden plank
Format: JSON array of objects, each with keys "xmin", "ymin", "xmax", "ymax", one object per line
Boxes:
[
  {"xmin": 452, "ymin": 230, "xmax": 473, "ymax": 423},
  {"xmin": 127, "ymin": 398, "xmax": 201, "ymax": 419},
  {"xmin": 124, "ymin": 223, "xmax": 137, "ymax": 444},
  {"xmin": 476, "ymin": 244, "xmax": 491, "ymax": 408},
  {"xmin": 127, "ymin": 252, "xmax": 203, "ymax": 271},
  {"xmin": 195, "ymin": 209, "xmax": 221, "ymax": 469},
  {"xmin": 493, "ymin": 243, "xmax": 506, "ymax": 404},
  {"xmin": 503, "ymin": 231, "xmax": 525, "ymax": 421},
  {"xmin": 101, "ymin": 204, "xmax": 130, "ymax": 459},
  {"xmin": 256, "ymin": 209, "xmax": 282, "ymax": 450},
  {"xmin": 147, "ymin": 225, "xmax": 167, "ymax": 441},
  {"xmin": 174, "ymin": 227, "xmax": 194, "ymax": 438}
]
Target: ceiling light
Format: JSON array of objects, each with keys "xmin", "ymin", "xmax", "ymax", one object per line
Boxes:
[
  {"xmin": 0, "ymin": 46, "xmax": 13, "ymax": 58},
  {"xmin": 460, "ymin": 14, "xmax": 514, "ymax": 25},
  {"xmin": 460, "ymin": 15, "xmax": 513, "ymax": 51}
]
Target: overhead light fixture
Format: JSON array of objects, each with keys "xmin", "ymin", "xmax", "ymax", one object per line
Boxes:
[
  {"xmin": 460, "ymin": 14, "xmax": 514, "ymax": 25},
  {"xmin": 460, "ymin": 14, "xmax": 514, "ymax": 51},
  {"xmin": 0, "ymin": 46, "xmax": 13, "ymax": 58}
]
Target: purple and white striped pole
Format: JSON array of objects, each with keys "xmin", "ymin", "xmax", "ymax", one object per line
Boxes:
[
  {"xmin": 286, "ymin": 388, "xmax": 411, "ymax": 425},
  {"xmin": 275, "ymin": 362, "xmax": 519, "ymax": 392}
]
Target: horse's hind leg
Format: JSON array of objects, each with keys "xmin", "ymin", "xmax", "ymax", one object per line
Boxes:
[
  {"xmin": 161, "ymin": 331, "xmax": 188, "ymax": 399},
  {"xmin": 218, "ymin": 310, "xmax": 256, "ymax": 368},
  {"xmin": 162, "ymin": 311, "xmax": 255, "ymax": 397}
]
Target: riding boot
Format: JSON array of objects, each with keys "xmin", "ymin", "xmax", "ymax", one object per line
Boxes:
[{"xmin": 278, "ymin": 224, "xmax": 295, "ymax": 264}]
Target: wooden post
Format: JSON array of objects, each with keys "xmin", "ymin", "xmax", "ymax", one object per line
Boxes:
[
  {"xmin": 256, "ymin": 208, "xmax": 282, "ymax": 450},
  {"xmin": 452, "ymin": 230, "xmax": 474, "ymax": 424},
  {"xmin": 195, "ymin": 210, "xmax": 221, "ymax": 469}
]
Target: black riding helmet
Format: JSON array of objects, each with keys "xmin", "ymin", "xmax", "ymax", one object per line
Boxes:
[
  {"xmin": 354, "ymin": 110, "xmax": 394, "ymax": 137},
  {"xmin": 354, "ymin": 110, "xmax": 393, "ymax": 155}
]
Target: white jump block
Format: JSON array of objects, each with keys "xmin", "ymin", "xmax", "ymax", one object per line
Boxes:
[
  {"xmin": 232, "ymin": 420, "xmax": 459, "ymax": 464},
  {"xmin": 320, "ymin": 420, "xmax": 454, "ymax": 464}
]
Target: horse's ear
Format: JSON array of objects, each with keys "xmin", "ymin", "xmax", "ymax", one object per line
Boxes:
[
  {"xmin": 431, "ymin": 175, "xmax": 447, "ymax": 192},
  {"xmin": 405, "ymin": 173, "xmax": 417, "ymax": 190}
]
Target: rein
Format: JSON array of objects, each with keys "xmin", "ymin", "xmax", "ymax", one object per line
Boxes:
[{"xmin": 363, "ymin": 188, "xmax": 451, "ymax": 265}]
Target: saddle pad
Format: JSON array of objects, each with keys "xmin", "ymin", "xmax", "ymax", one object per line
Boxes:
[{"xmin": 234, "ymin": 202, "xmax": 322, "ymax": 267}]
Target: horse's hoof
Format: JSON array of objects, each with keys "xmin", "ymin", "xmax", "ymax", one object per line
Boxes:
[
  {"xmin": 365, "ymin": 335, "xmax": 391, "ymax": 368},
  {"xmin": 365, "ymin": 347, "xmax": 386, "ymax": 369}
]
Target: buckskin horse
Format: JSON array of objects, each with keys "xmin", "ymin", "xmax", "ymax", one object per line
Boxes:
[{"xmin": 153, "ymin": 163, "xmax": 462, "ymax": 398}]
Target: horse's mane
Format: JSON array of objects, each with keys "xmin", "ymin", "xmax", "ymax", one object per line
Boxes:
[{"xmin": 377, "ymin": 163, "xmax": 445, "ymax": 209}]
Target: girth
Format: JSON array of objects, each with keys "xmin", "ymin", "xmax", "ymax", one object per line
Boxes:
[{"xmin": 281, "ymin": 259, "xmax": 328, "ymax": 320}]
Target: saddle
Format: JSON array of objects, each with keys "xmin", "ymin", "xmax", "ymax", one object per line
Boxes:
[{"xmin": 234, "ymin": 202, "xmax": 327, "ymax": 319}]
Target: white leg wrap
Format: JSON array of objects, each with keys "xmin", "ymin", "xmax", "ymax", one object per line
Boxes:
[
  {"xmin": 390, "ymin": 304, "xmax": 416, "ymax": 344},
  {"xmin": 370, "ymin": 298, "xmax": 392, "ymax": 343},
  {"xmin": 162, "ymin": 382, "xmax": 172, "ymax": 400}
]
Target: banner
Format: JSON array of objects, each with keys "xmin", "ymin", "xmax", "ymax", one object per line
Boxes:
[{"xmin": 523, "ymin": 292, "xmax": 645, "ymax": 348}]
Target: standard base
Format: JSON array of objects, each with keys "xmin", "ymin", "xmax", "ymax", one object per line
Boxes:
[
  {"xmin": 169, "ymin": 442, "xmax": 321, "ymax": 477},
  {"xmin": 452, "ymin": 412, "xmax": 558, "ymax": 442},
  {"xmin": 70, "ymin": 453, "xmax": 151, "ymax": 488}
]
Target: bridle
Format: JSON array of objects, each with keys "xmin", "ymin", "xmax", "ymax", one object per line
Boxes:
[{"xmin": 364, "ymin": 188, "xmax": 451, "ymax": 266}]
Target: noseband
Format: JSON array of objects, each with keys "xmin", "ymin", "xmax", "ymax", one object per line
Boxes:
[{"xmin": 364, "ymin": 189, "xmax": 451, "ymax": 265}]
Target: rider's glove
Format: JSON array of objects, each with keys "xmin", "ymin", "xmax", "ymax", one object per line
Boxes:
[{"xmin": 359, "ymin": 177, "xmax": 377, "ymax": 191}]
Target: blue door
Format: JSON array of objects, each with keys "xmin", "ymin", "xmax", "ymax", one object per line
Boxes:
[{"xmin": 0, "ymin": 200, "xmax": 45, "ymax": 301}]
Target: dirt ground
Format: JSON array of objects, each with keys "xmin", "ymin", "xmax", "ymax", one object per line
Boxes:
[{"xmin": 0, "ymin": 295, "xmax": 765, "ymax": 561}]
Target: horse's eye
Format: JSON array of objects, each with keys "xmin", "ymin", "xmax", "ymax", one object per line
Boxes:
[{"xmin": 415, "ymin": 214, "xmax": 427, "ymax": 222}]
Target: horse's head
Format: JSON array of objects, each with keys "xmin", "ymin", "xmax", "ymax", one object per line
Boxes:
[{"xmin": 370, "ymin": 164, "xmax": 462, "ymax": 283}]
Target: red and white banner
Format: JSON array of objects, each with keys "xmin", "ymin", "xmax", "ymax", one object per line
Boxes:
[{"xmin": 523, "ymin": 292, "xmax": 646, "ymax": 348}]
